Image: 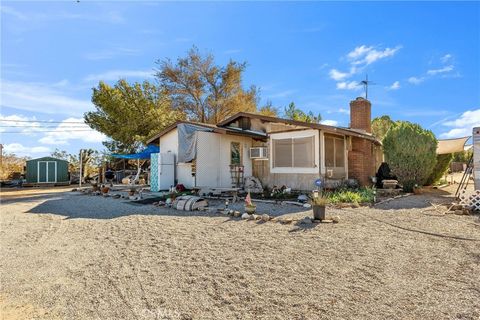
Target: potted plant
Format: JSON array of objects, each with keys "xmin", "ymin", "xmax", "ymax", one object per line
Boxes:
[
  {"xmin": 101, "ymin": 185, "xmax": 110, "ymax": 194},
  {"xmin": 311, "ymin": 193, "xmax": 328, "ymax": 220},
  {"xmin": 244, "ymin": 192, "xmax": 256, "ymax": 214}
]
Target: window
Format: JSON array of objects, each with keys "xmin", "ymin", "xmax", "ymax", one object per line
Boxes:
[
  {"xmin": 273, "ymin": 136, "xmax": 315, "ymax": 168},
  {"xmin": 231, "ymin": 142, "xmax": 241, "ymax": 165},
  {"xmin": 324, "ymin": 135, "xmax": 345, "ymax": 168}
]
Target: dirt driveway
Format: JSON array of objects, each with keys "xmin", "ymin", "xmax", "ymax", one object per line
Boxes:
[{"xmin": 1, "ymin": 187, "xmax": 479, "ymax": 319}]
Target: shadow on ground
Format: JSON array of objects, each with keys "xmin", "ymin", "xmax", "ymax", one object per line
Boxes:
[{"xmin": 23, "ymin": 193, "xmax": 308, "ymax": 220}]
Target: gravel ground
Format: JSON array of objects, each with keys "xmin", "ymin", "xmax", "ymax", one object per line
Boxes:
[{"xmin": 1, "ymin": 187, "xmax": 479, "ymax": 320}]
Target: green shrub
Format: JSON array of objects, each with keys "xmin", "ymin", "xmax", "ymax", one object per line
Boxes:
[
  {"xmin": 326, "ymin": 187, "xmax": 375, "ymax": 204},
  {"xmin": 425, "ymin": 153, "xmax": 453, "ymax": 186},
  {"xmin": 383, "ymin": 121, "xmax": 437, "ymax": 192}
]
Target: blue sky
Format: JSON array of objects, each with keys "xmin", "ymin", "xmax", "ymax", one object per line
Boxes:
[{"xmin": 1, "ymin": 1, "xmax": 479, "ymax": 157}]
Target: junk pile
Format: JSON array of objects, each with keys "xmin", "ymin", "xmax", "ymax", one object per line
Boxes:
[{"xmin": 244, "ymin": 176, "xmax": 263, "ymax": 193}]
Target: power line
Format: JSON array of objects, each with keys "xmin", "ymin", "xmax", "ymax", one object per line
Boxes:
[
  {"xmin": 0, "ymin": 119, "xmax": 85, "ymax": 124},
  {"xmin": 0, "ymin": 125, "xmax": 88, "ymax": 128},
  {"xmin": 1, "ymin": 129, "xmax": 98, "ymax": 133}
]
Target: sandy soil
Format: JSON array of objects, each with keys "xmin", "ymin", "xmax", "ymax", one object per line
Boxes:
[{"xmin": 1, "ymin": 188, "xmax": 479, "ymax": 320}]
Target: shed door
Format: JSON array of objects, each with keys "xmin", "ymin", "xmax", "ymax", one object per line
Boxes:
[
  {"xmin": 38, "ymin": 162, "xmax": 47, "ymax": 183},
  {"xmin": 48, "ymin": 162, "xmax": 56, "ymax": 182},
  {"xmin": 38, "ymin": 161, "xmax": 56, "ymax": 183}
]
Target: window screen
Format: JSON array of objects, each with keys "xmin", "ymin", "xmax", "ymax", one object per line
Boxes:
[
  {"xmin": 273, "ymin": 136, "xmax": 315, "ymax": 168},
  {"xmin": 293, "ymin": 136, "xmax": 314, "ymax": 167},
  {"xmin": 324, "ymin": 136, "xmax": 335, "ymax": 167},
  {"xmin": 324, "ymin": 135, "xmax": 345, "ymax": 168},
  {"xmin": 273, "ymin": 139, "xmax": 292, "ymax": 167},
  {"xmin": 335, "ymin": 138, "xmax": 345, "ymax": 168}
]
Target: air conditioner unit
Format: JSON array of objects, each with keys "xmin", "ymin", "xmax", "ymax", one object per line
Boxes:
[{"xmin": 249, "ymin": 147, "xmax": 268, "ymax": 159}]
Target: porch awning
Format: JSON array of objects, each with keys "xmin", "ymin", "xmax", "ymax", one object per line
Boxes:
[{"xmin": 436, "ymin": 136, "xmax": 470, "ymax": 155}]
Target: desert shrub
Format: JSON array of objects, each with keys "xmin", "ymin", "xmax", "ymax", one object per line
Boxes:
[
  {"xmin": 383, "ymin": 121, "xmax": 437, "ymax": 192},
  {"xmin": 326, "ymin": 187, "xmax": 375, "ymax": 204},
  {"xmin": 425, "ymin": 153, "xmax": 453, "ymax": 186}
]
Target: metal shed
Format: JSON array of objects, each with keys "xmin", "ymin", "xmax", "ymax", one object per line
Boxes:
[{"xmin": 25, "ymin": 157, "xmax": 69, "ymax": 185}]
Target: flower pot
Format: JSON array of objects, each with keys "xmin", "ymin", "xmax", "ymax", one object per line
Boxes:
[
  {"xmin": 313, "ymin": 205, "xmax": 326, "ymax": 220},
  {"xmin": 245, "ymin": 205, "xmax": 256, "ymax": 214}
]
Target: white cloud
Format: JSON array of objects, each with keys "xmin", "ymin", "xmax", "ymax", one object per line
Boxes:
[
  {"xmin": 83, "ymin": 69, "xmax": 154, "ymax": 83},
  {"xmin": 409, "ymin": 54, "xmax": 457, "ymax": 85},
  {"xmin": 440, "ymin": 109, "xmax": 480, "ymax": 138},
  {"xmin": 347, "ymin": 45, "xmax": 402, "ymax": 66},
  {"xmin": 388, "ymin": 81, "xmax": 400, "ymax": 90},
  {"xmin": 347, "ymin": 45, "xmax": 373, "ymax": 60},
  {"xmin": 336, "ymin": 81, "xmax": 360, "ymax": 90},
  {"xmin": 440, "ymin": 54, "xmax": 453, "ymax": 63},
  {"xmin": 329, "ymin": 69, "xmax": 350, "ymax": 81},
  {"xmin": 0, "ymin": 80, "xmax": 92, "ymax": 116},
  {"xmin": 320, "ymin": 119, "xmax": 339, "ymax": 126},
  {"xmin": 3, "ymin": 143, "xmax": 50, "ymax": 156},
  {"xmin": 329, "ymin": 44, "xmax": 401, "ymax": 89},
  {"xmin": 338, "ymin": 108, "xmax": 350, "ymax": 115},
  {"xmin": 427, "ymin": 65, "xmax": 454, "ymax": 75},
  {"xmin": 38, "ymin": 118, "xmax": 106, "ymax": 145},
  {"xmin": 0, "ymin": 114, "xmax": 43, "ymax": 135},
  {"xmin": 408, "ymin": 76, "xmax": 425, "ymax": 85}
]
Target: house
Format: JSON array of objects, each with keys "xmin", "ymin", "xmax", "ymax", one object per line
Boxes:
[
  {"xmin": 147, "ymin": 97, "xmax": 382, "ymax": 191},
  {"xmin": 25, "ymin": 157, "xmax": 69, "ymax": 186}
]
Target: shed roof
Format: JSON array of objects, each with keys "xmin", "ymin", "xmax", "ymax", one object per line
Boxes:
[{"xmin": 26, "ymin": 156, "xmax": 69, "ymax": 163}]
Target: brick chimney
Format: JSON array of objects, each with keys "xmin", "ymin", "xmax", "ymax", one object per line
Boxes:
[{"xmin": 349, "ymin": 97, "xmax": 371, "ymax": 133}]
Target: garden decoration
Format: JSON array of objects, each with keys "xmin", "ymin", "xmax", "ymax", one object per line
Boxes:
[{"xmin": 244, "ymin": 192, "xmax": 256, "ymax": 214}]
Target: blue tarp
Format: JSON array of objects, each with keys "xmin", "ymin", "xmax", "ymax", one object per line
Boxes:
[{"xmin": 111, "ymin": 145, "xmax": 160, "ymax": 160}]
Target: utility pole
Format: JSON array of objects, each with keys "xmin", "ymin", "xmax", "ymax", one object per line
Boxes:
[{"xmin": 79, "ymin": 149, "xmax": 83, "ymax": 188}]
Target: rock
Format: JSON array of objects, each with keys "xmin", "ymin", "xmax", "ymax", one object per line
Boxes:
[
  {"xmin": 351, "ymin": 202, "xmax": 360, "ymax": 208},
  {"xmin": 303, "ymin": 203, "xmax": 312, "ymax": 208},
  {"xmin": 233, "ymin": 211, "xmax": 241, "ymax": 217},
  {"xmin": 261, "ymin": 214, "xmax": 270, "ymax": 222},
  {"xmin": 241, "ymin": 213, "xmax": 252, "ymax": 220},
  {"xmin": 454, "ymin": 209, "xmax": 464, "ymax": 215},
  {"xmin": 129, "ymin": 196, "xmax": 137, "ymax": 200},
  {"xmin": 321, "ymin": 219, "xmax": 333, "ymax": 223},
  {"xmin": 297, "ymin": 194, "xmax": 309, "ymax": 203},
  {"xmin": 71, "ymin": 188, "xmax": 78, "ymax": 192},
  {"xmin": 300, "ymin": 217, "xmax": 313, "ymax": 225},
  {"xmin": 102, "ymin": 193, "xmax": 110, "ymax": 198},
  {"xmin": 112, "ymin": 194, "xmax": 121, "ymax": 199},
  {"xmin": 463, "ymin": 209, "xmax": 472, "ymax": 215},
  {"xmin": 450, "ymin": 204, "xmax": 464, "ymax": 211},
  {"xmin": 332, "ymin": 216, "xmax": 340, "ymax": 223},
  {"xmin": 281, "ymin": 218, "xmax": 293, "ymax": 224},
  {"xmin": 252, "ymin": 214, "xmax": 261, "ymax": 220}
]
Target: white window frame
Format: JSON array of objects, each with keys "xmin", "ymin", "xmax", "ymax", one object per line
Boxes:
[{"xmin": 269, "ymin": 129, "xmax": 319, "ymax": 174}]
